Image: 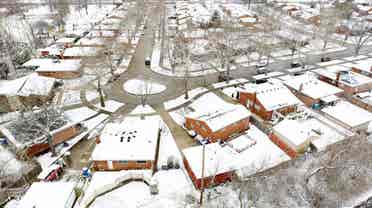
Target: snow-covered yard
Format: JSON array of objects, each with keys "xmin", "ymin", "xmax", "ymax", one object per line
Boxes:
[{"xmin": 123, "ymin": 79, "xmax": 166, "ymax": 95}]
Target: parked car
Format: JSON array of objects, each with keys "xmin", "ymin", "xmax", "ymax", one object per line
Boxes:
[
  {"xmin": 290, "ymin": 61, "xmax": 302, "ymax": 68},
  {"xmin": 218, "ymin": 72, "xmax": 233, "ymax": 82},
  {"xmin": 145, "ymin": 57, "xmax": 151, "ymax": 66},
  {"xmin": 255, "ymin": 59, "xmax": 268, "ymax": 68},
  {"xmin": 321, "ymin": 57, "xmax": 331, "ymax": 62}
]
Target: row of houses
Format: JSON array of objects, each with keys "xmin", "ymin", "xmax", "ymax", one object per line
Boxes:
[
  {"xmin": 84, "ymin": 58, "xmax": 372, "ymax": 190},
  {"xmin": 21, "ymin": 11, "xmax": 127, "ymax": 80},
  {"xmin": 178, "ymin": 59, "xmax": 372, "ymax": 188}
]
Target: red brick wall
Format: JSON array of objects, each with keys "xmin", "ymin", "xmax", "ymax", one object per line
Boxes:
[
  {"xmin": 52, "ymin": 124, "xmax": 82, "ymax": 145},
  {"xmin": 92, "ymin": 160, "xmax": 153, "ymax": 171},
  {"xmin": 209, "ymin": 118, "xmax": 250, "ymax": 142},
  {"xmin": 185, "ymin": 118, "xmax": 212, "ymax": 139},
  {"xmin": 186, "ymin": 117, "xmax": 250, "ymax": 142},
  {"xmin": 37, "ymin": 71, "xmax": 81, "ymax": 79},
  {"xmin": 26, "ymin": 143, "xmax": 50, "ymax": 158},
  {"xmin": 352, "ymin": 67, "xmax": 372, "ymax": 78},
  {"xmin": 349, "ymin": 97, "xmax": 372, "ymax": 112},
  {"xmin": 239, "ymin": 92, "xmax": 273, "ymax": 120},
  {"xmin": 183, "ymin": 157, "xmax": 233, "ymax": 189},
  {"xmin": 269, "ymin": 133, "xmax": 297, "ymax": 159}
]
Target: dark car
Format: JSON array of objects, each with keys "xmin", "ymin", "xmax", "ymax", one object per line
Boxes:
[
  {"xmin": 145, "ymin": 57, "xmax": 151, "ymax": 66},
  {"xmin": 290, "ymin": 61, "xmax": 302, "ymax": 68},
  {"xmin": 321, "ymin": 57, "xmax": 331, "ymax": 62}
]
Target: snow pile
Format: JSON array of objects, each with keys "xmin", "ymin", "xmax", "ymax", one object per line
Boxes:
[
  {"xmin": 0, "ymin": 146, "xmax": 26, "ymax": 176},
  {"xmin": 123, "ymin": 79, "xmax": 166, "ymax": 95}
]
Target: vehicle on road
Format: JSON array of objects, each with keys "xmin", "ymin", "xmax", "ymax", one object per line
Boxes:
[{"xmin": 145, "ymin": 57, "xmax": 151, "ymax": 66}]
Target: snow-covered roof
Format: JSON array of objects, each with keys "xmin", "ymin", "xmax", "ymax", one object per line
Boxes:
[
  {"xmin": 312, "ymin": 65, "xmax": 372, "ymax": 87},
  {"xmin": 344, "ymin": 59, "xmax": 372, "ymax": 74},
  {"xmin": 19, "ymin": 182, "xmax": 75, "ymax": 208},
  {"xmin": 273, "ymin": 119, "xmax": 318, "ymax": 147},
  {"xmin": 63, "ymin": 46, "xmax": 99, "ymax": 57},
  {"xmin": 0, "ymin": 73, "xmax": 56, "ymax": 96},
  {"xmin": 17, "ymin": 74, "xmax": 56, "ymax": 96},
  {"xmin": 23, "ymin": 58, "xmax": 82, "ymax": 72},
  {"xmin": 75, "ymin": 37, "xmax": 106, "ymax": 46},
  {"xmin": 222, "ymin": 3, "xmax": 255, "ymax": 18},
  {"xmin": 38, "ymin": 44, "xmax": 64, "ymax": 56},
  {"xmin": 88, "ymin": 30, "xmax": 116, "ymax": 37},
  {"xmin": 185, "ymin": 93, "xmax": 251, "ymax": 132},
  {"xmin": 91, "ymin": 116, "xmax": 160, "ymax": 161},
  {"xmin": 321, "ymin": 101, "xmax": 372, "ymax": 128},
  {"xmin": 183, "ymin": 125, "xmax": 290, "ymax": 179},
  {"xmin": 284, "ymin": 74, "xmax": 343, "ymax": 99},
  {"xmin": 240, "ymin": 16, "xmax": 257, "ymax": 23},
  {"xmin": 189, "ymin": 3, "xmax": 211, "ymax": 24},
  {"xmin": 55, "ymin": 37, "xmax": 76, "ymax": 44},
  {"xmin": 355, "ymin": 90, "xmax": 372, "ymax": 105},
  {"xmin": 274, "ymin": 116, "xmax": 345, "ymax": 152},
  {"xmin": 240, "ymin": 82, "xmax": 302, "ymax": 111}
]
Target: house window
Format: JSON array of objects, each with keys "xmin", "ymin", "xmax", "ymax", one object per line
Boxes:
[
  {"xmin": 118, "ymin": 160, "xmax": 128, "ymax": 164},
  {"xmin": 137, "ymin": 160, "xmax": 147, "ymax": 164}
]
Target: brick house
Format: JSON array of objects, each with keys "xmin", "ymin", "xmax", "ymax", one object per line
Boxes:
[
  {"xmin": 284, "ymin": 74, "xmax": 344, "ymax": 107},
  {"xmin": 37, "ymin": 43, "xmax": 64, "ymax": 58},
  {"xmin": 1, "ymin": 120, "xmax": 83, "ymax": 158},
  {"xmin": 23, "ymin": 58, "xmax": 82, "ymax": 79},
  {"xmin": 238, "ymin": 82, "xmax": 302, "ymax": 121},
  {"xmin": 183, "ymin": 93, "xmax": 251, "ymax": 143},
  {"xmin": 345, "ymin": 59, "xmax": 372, "ymax": 78},
  {"xmin": 351, "ymin": 91, "xmax": 372, "ymax": 112},
  {"xmin": 62, "ymin": 46, "xmax": 100, "ymax": 59},
  {"xmin": 312, "ymin": 65, "xmax": 372, "ymax": 95},
  {"xmin": 55, "ymin": 37, "xmax": 77, "ymax": 48},
  {"xmin": 270, "ymin": 119, "xmax": 319, "ymax": 158},
  {"xmin": 183, "ymin": 125, "xmax": 291, "ymax": 189},
  {"xmin": 91, "ymin": 117, "xmax": 160, "ymax": 171},
  {"xmin": 321, "ymin": 100, "xmax": 372, "ymax": 130},
  {"xmin": 0, "ymin": 74, "xmax": 59, "ymax": 113}
]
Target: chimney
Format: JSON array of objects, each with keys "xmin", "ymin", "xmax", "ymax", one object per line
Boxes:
[
  {"xmin": 299, "ymin": 83, "xmax": 304, "ymax": 92},
  {"xmin": 252, "ymin": 92, "xmax": 257, "ymax": 109},
  {"xmin": 336, "ymin": 71, "xmax": 341, "ymax": 87}
]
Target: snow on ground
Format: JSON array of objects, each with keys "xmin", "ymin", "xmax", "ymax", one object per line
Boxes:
[
  {"xmin": 64, "ymin": 5, "xmax": 115, "ymax": 36},
  {"xmin": 1, "ymin": 15, "xmax": 35, "ymax": 45},
  {"xmin": 62, "ymin": 74, "xmax": 96, "ymax": 90},
  {"xmin": 94, "ymin": 100, "xmax": 125, "ymax": 113},
  {"xmin": 123, "ymin": 79, "xmax": 166, "ymax": 95},
  {"xmin": 211, "ymin": 78, "xmax": 248, "ymax": 89},
  {"xmin": 129, "ymin": 105, "xmax": 157, "ymax": 115},
  {"xmin": 85, "ymin": 170, "xmax": 195, "ymax": 208},
  {"xmin": 0, "ymin": 146, "xmax": 26, "ymax": 176},
  {"xmin": 164, "ymin": 87, "xmax": 208, "ymax": 110},
  {"xmin": 64, "ymin": 107, "xmax": 98, "ymax": 123},
  {"xmin": 60, "ymin": 90, "xmax": 98, "ymax": 106}
]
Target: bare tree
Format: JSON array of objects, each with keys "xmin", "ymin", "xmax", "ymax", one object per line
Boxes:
[
  {"xmin": 209, "ymin": 16, "xmax": 240, "ymax": 83},
  {"xmin": 348, "ymin": 20, "xmax": 372, "ymax": 55},
  {"xmin": 11, "ymin": 105, "xmax": 67, "ymax": 158},
  {"xmin": 83, "ymin": 54, "xmax": 112, "ymax": 107},
  {"xmin": 55, "ymin": 0, "xmax": 70, "ymax": 32},
  {"xmin": 316, "ymin": 7, "xmax": 342, "ymax": 56},
  {"xmin": 172, "ymin": 31, "xmax": 192, "ymax": 99}
]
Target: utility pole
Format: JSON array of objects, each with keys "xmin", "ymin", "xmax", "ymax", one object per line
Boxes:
[
  {"xmin": 152, "ymin": 126, "xmax": 162, "ymax": 175},
  {"xmin": 199, "ymin": 143, "xmax": 206, "ymax": 205}
]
